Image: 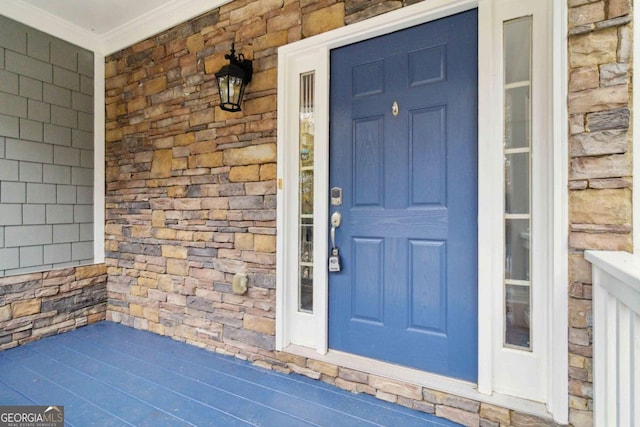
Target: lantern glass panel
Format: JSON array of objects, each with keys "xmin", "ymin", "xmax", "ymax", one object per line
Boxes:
[
  {"xmin": 217, "ymin": 75, "xmax": 229, "ymax": 103},
  {"xmin": 230, "ymin": 76, "xmax": 243, "ymax": 104}
]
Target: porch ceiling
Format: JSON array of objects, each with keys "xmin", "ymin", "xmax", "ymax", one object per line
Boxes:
[
  {"xmin": 21, "ymin": 0, "xmax": 183, "ymax": 35},
  {"xmin": 0, "ymin": 0, "xmax": 230, "ymax": 54}
]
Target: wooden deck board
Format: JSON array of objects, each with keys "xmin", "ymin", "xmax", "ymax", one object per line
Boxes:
[{"xmin": 0, "ymin": 322, "xmax": 462, "ymax": 426}]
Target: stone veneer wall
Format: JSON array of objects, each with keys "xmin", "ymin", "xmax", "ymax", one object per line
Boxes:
[
  {"xmin": 567, "ymin": 1, "xmax": 632, "ymax": 426},
  {"xmin": 103, "ymin": 1, "xmax": 634, "ymax": 426},
  {"xmin": 0, "ymin": 264, "xmax": 107, "ymax": 350}
]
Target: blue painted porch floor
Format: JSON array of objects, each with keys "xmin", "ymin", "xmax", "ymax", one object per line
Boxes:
[{"xmin": 0, "ymin": 322, "xmax": 462, "ymax": 426}]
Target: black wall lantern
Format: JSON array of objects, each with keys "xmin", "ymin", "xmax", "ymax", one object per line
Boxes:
[{"xmin": 215, "ymin": 43, "xmax": 253, "ymax": 112}]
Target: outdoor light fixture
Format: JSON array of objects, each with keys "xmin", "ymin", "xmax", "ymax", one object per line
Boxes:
[{"xmin": 215, "ymin": 43, "xmax": 253, "ymax": 112}]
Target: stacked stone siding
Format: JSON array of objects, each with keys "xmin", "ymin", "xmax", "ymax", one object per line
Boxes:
[
  {"xmin": 0, "ymin": 264, "xmax": 107, "ymax": 350},
  {"xmin": 105, "ymin": 1, "xmax": 445, "ymax": 352},
  {"xmin": 101, "ymin": 0, "xmax": 633, "ymax": 426},
  {"xmin": 567, "ymin": 1, "xmax": 632, "ymax": 426}
]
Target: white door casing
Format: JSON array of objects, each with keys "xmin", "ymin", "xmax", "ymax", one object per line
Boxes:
[{"xmin": 276, "ymin": 0, "xmax": 568, "ymax": 422}]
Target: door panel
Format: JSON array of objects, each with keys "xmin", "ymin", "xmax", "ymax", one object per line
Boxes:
[
  {"xmin": 409, "ymin": 44, "xmax": 446, "ymax": 86},
  {"xmin": 410, "ymin": 106, "xmax": 446, "ymax": 205},
  {"xmin": 352, "ymin": 238, "xmax": 384, "ymax": 322},
  {"xmin": 354, "ymin": 117, "xmax": 384, "ymax": 206},
  {"xmin": 329, "ymin": 10, "xmax": 478, "ymax": 381},
  {"xmin": 409, "ymin": 240, "xmax": 446, "ymax": 333}
]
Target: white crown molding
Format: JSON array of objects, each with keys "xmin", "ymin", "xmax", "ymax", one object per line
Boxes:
[
  {"xmin": 1, "ymin": 0, "xmax": 232, "ymax": 55},
  {"xmin": 102, "ymin": 0, "xmax": 232, "ymax": 55}
]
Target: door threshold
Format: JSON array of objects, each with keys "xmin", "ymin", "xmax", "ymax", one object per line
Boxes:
[{"xmin": 284, "ymin": 344, "xmax": 552, "ymax": 420}]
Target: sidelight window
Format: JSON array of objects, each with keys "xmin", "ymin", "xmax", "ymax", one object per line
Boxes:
[
  {"xmin": 298, "ymin": 72, "xmax": 315, "ymax": 313},
  {"xmin": 503, "ymin": 16, "xmax": 532, "ymax": 350}
]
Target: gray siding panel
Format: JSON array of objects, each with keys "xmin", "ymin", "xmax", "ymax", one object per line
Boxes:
[
  {"xmin": 46, "ymin": 205, "xmax": 74, "ymax": 224},
  {"xmin": 43, "ymin": 243, "xmax": 71, "ymax": 264},
  {"xmin": 43, "ymin": 83, "xmax": 71, "ymax": 107},
  {"xmin": 0, "ymin": 159, "xmax": 19, "ymax": 180},
  {"xmin": 0, "ymin": 204, "xmax": 22, "ymax": 226},
  {"xmin": 74, "ymin": 205, "xmax": 93, "ymax": 223},
  {"xmin": 27, "ymin": 31, "xmax": 51, "ymax": 62},
  {"xmin": 19, "ymin": 76, "xmax": 43, "ymax": 101},
  {"xmin": 54, "ymin": 145, "xmax": 81, "ymax": 166},
  {"xmin": 51, "ymin": 40, "xmax": 78, "ymax": 72},
  {"xmin": 0, "ymin": 70, "xmax": 19, "ymax": 94},
  {"xmin": 0, "ymin": 115, "xmax": 20, "ymax": 138},
  {"xmin": 20, "ymin": 118, "xmax": 43, "ymax": 142},
  {"xmin": 80, "ymin": 75, "xmax": 94, "ymax": 96},
  {"xmin": 53, "ymin": 224, "xmax": 79, "ymax": 243},
  {"xmin": 6, "ymin": 139, "xmax": 53, "ymax": 163},
  {"xmin": 44, "ymin": 124, "xmax": 71, "ymax": 146},
  {"xmin": 0, "ymin": 16, "xmax": 27, "ymax": 54},
  {"xmin": 56, "ymin": 185, "xmax": 76, "ymax": 204},
  {"xmin": 1, "ymin": 182, "xmax": 26, "ymax": 203},
  {"xmin": 20, "ymin": 245, "xmax": 43, "ymax": 267},
  {"xmin": 53, "ymin": 66, "xmax": 80, "ymax": 91},
  {"xmin": 80, "ymin": 149, "xmax": 93, "ymax": 168},
  {"xmin": 0, "ymin": 16, "xmax": 94, "ymax": 277},
  {"xmin": 77, "ymin": 50, "xmax": 94, "ymax": 77},
  {"xmin": 0, "ymin": 92, "xmax": 27, "ymax": 118},
  {"xmin": 28, "ymin": 99, "xmax": 51, "ymax": 123},
  {"xmin": 72, "ymin": 91, "xmax": 92, "ymax": 113},
  {"xmin": 72, "ymin": 241, "xmax": 93, "ymax": 261},
  {"xmin": 20, "ymin": 161, "xmax": 44, "ymax": 183},
  {"xmin": 5, "ymin": 51, "xmax": 52, "ymax": 83},
  {"xmin": 51, "ymin": 105, "xmax": 77, "ymax": 128},
  {"xmin": 71, "ymin": 167, "xmax": 93, "ymax": 185},
  {"xmin": 5, "ymin": 225, "xmax": 52, "ymax": 246},
  {"xmin": 43, "ymin": 164, "xmax": 72, "ymax": 184},
  {"xmin": 76, "ymin": 186, "xmax": 93, "ymax": 204},
  {"xmin": 23, "ymin": 204, "xmax": 45, "ymax": 224},
  {"xmin": 78, "ymin": 112, "xmax": 93, "ymax": 132},
  {"xmin": 0, "ymin": 248, "xmax": 20, "ymax": 270},
  {"xmin": 27, "ymin": 183, "xmax": 56, "ymax": 204},
  {"xmin": 72, "ymin": 129, "xmax": 92, "ymax": 149},
  {"xmin": 79, "ymin": 223, "xmax": 92, "ymax": 241}
]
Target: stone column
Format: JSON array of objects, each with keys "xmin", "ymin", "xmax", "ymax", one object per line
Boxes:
[{"xmin": 567, "ymin": 1, "xmax": 632, "ymax": 426}]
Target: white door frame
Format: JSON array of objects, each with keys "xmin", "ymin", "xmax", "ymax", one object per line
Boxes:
[{"xmin": 276, "ymin": 0, "xmax": 568, "ymax": 422}]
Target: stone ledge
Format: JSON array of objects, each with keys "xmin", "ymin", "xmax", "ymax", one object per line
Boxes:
[{"xmin": 569, "ymin": 14, "xmax": 631, "ymax": 36}]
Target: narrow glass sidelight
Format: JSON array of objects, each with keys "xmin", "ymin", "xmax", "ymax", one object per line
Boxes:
[
  {"xmin": 503, "ymin": 16, "xmax": 532, "ymax": 350},
  {"xmin": 299, "ymin": 72, "xmax": 315, "ymax": 313}
]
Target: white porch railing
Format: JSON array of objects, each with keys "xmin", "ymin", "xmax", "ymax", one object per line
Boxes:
[{"xmin": 585, "ymin": 251, "xmax": 640, "ymax": 427}]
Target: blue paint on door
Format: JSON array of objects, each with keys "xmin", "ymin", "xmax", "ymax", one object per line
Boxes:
[{"xmin": 329, "ymin": 10, "xmax": 478, "ymax": 382}]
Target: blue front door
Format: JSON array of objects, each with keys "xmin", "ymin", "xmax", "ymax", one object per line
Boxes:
[{"xmin": 328, "ymin": 10, "xmax": 478, "ymax": 382}]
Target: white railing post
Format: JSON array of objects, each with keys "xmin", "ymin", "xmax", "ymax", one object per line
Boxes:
[
  {"xmin": 585, "ymin": 250, "xmax": 640, "ymax": 427},
  {"xmin": 591, "ymin": 264, "xmax": 609, "ymax": 426}
]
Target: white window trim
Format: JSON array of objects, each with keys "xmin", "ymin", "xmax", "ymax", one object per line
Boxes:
[
  {"xmin": 94, "ymin": 52, "xmax": 106, "ymax": 263},
  {"xmin": 276, "ymin": 0, "xmax": 568, "ymax": 422},
  {"xmin": 634, "ymin": 0, "xmax": 640, "ymax": 255},
  {"xmin": 483, "ymin": 0, "xmax": 552, "ymax": 403},
  {"xmin": 550, "ymin": 1, "xmax": 569, "ymax": 422}
]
